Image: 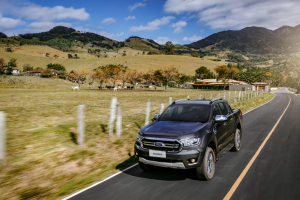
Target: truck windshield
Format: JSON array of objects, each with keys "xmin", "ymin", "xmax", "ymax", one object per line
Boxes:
[{"xmin": 159, "ymin": 104, "xmax": 211, "ymax": 123}]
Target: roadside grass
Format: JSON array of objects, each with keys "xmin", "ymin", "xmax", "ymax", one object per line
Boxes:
[{"xmin": 0, "ymin": 78, "xmax": 274, "ymax": 199}]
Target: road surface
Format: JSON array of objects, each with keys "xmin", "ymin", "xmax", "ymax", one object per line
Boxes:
[{"xmin": 66, "ymin": 88, "xmax": 300, "ymax": 200}]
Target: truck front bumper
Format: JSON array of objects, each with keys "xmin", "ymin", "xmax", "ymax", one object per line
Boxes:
[{"xmin": 135, "ymin": 144, "xmax": 204, "ymax": 169}]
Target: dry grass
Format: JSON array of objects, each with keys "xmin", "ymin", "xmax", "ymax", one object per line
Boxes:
[
  {"xmin": 0, "ymin": 76, "xmax": 274, "ymax": 199},
  {"xmin": 0, "ymin": 45, "xmax": 227, "ymax": 74}
]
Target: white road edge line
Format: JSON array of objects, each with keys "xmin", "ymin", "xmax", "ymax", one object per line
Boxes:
[
  {"xmin": 61, "ymin": 163, "xmax": 138, "ymax": 200},
  {"xmin": 62, "ymin": 93, "xmax": 276, "ymax": 200}
]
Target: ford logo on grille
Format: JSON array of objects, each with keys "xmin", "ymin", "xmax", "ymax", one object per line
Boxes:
[{"xmin": 155, "ymin": 142, "xmax": 165, "ymax": 147}]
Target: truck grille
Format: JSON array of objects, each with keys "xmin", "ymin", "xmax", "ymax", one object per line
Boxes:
[{"xmin": 141, "ymin": 138, "xmax": 181, "ymax": 152}]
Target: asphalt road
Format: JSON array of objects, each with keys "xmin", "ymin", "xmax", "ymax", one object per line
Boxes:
[{"xmin": 67, "ymin": 88, "xmax": 300, "ymax": 200}]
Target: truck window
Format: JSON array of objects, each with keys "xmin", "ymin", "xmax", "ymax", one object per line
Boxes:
[
  {"xmin": 218, "ymin": 102, "xmax": 229, "ymax": 115},
  {"xmin": 212, "ymin": 104, "xmax": 221, "ymax": 118}
]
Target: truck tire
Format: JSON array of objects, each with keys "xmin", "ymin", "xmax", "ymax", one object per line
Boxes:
[
  {"xmin": 196, "ymin": 147, "xmax": 215, "ymax": 180},
  {"xmin": 139, "ymin": 161, "xmax": 152, "ymax": 171},
  {"xmin": 232, "ymin": 128, "xmax": 241, "ymax": 152}
]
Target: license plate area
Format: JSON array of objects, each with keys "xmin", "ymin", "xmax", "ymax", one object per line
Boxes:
[{"xmin": 149, "ymin": 150, "xmax": 166, "ymax": 158}]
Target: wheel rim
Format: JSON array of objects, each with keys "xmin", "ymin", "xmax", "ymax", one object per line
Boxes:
[
  {"xmin": 236, "ymin": 130, "xmax": 241, "ymax": 149},
  {"xmin": 207, "ymin": 152, "xmax": 214, "ymax": 174}
]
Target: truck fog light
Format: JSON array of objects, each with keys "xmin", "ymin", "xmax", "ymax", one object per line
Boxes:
[{"xmin": 191, "ymin": 159, "xmax": 196, "ymax": 163}]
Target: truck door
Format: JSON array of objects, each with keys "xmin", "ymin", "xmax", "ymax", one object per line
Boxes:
[
  {"xmin": 218, "ymin": 102, "xmax": 235, "ymax": 144},
  {"xmin": 212, "ymin": 104, "xmax": 227, "ymax": 152}
]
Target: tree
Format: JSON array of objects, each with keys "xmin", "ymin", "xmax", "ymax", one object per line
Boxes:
[
  {"xmin": 5, "ymin": 48, "xmax": 13, "ymax": 52},
  {"xmin": 8, "ymin": 58, "xmax": 17, "ymax": 67},
  {"xmin": 143, "ymin": 70, "xmax": 154, "ymax": 85},
  {"xmin": 41, "ymin": 68, "xmax": 52, "ymax": 78},
  {"xmin": 286, "ymin": 55, "xmax": 300, "ymax": 93},
  {"xmin": 163, "ymin": 41, "xmax": 175, "ymax": 55},
  {"xmin": 191, "ymin": 52, "xmax": 199, "ymax": 57},
  {"xmin": 195, "ymin": 66, "xmax": 213, "ymax": 79},
  {"xmin": 162, "ymin": 65, "xmax": 179, "ymax": 91},
  {"xmin": 69, "ymin": 69, "xmax": 91, "ymax": 87},
  {"xmin": 54, "ymin": 54, "xmax": 59, "ymax": 59},
  {"xmin": 23, "ymin": 64, "xmax": 33, "ymax": 72},
  {"xmin": 47, "ymin": 63, "xmax": 66, "ymax": 71},
  {"xmin": 34, "ymin": 67, "xmax": 44, "ymax": 70},
  {"xmin": 68, "ymin": 54, "xmax": 73, "ymax": 59},
  {"xmin": 0, "ymin": 58, "xmax": 6, "ymax": 74},
  {"xmin": 46, "ymin": 53, "xmax": 50, "ymax": 57},
  {"xmin": 153, "ymin": 69, "xmax": 164, "ymax": 86}
]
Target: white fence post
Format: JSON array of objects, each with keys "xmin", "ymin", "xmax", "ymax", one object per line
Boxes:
[
  {"xmin": 234, "ymin": 91, "xmax": 236, "ymax": 103},
  {"xmin": 145, "ymin": 99, "xmax": 150, "ymax": 126},
  {"xmin": 116, "ymin": 103, "xmax": 122, "ymax": 138},
  {"xmin": 160, "ymin": 103, "xmax": 164, "ymax": 114},
  {"xmin": 218, "ymin": 93, "xmax": 220, "ymax": 98},
  {"xmin": 210, "ymin": 94, "xmax": 212, "ymax": 99},
  {"xmin": 251, "ymin": 90, "xmax": 253, "ymax": 100},
  {"xmin": 169, "ymin": 97, "xmax": 172, "ymax": 105},
  {"xmin": 108, "ymin": 97, "xmax": 117, "ymax": 137},
  {"xmin": 187, "ymin": 95, "xmax": 189, "ymax": 99},
  {"xmin": 238, "ymin": 91, "xmax": 241, "ymax": 101},
  {"xmin": 0, "ymin": 112, "xmax": 6, "ymax": 165},
  {"xmin": 199, "ymin": 95, "xmax": 202, "ymax": 100},
  {"xmin": 224, "ymin": 92, "xmax": 226, "ymax": 100},
  {"xmin": 77, "ymin": 105, "xmax": 85, "ymax": 145},
  {"xmin": 228, "ymin": 92, "xmax": 231, "ymax": 103},
  {"xmin": 248, "ymin": 91, "xmax": 250, "ymax": 100}
]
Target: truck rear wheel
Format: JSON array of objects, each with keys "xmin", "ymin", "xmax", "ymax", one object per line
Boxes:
[
  {"xmin": 196, "ymin": 147, "xmax": 215, "ymax": 180},
  {"xmin": 232, "ymin": 128, "xmax": 241, "ymax": 152}
]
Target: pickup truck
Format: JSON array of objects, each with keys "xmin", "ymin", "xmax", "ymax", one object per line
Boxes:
[{"xmin": 134, "ymin": 98, "xmax": 242, "ymax": 180}]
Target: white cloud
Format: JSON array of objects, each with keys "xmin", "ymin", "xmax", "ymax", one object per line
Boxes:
[
  {"xmin": 116, "ymin": 32, "xmax": 124, "ymax": 37},
  {"xmin": 128, "ymin": 2, "xmax": 146, "ymax": 11},
  {"xmin": 0, "ymin": 1, "xmax": 89, "ymax": 22},
  {"xmin": 0, "ymin": 14, "xmax": 25, "ymax": 30},
  {"xmin": 171, "ymin": 20, "xmax": 187, "ymax": 33},
  {"xmin": 164, "ymin": 0, "xmax": 300, "ymax": 30},
  {"xmin": 97, "ymin": 26, "xmax": 103, "ymax": 29},
  {"xmin": 125, "ymin": 16, "xmax": 136, "ymax": 20},
  {"xmin": 129, "ymin": 16, "xmax": 175, "ymax": 32},
  {"xmin": 183, "ymin": 35, "xmax": 203, "ymax": 42},
  {"xmin": 28, "ymin": 22, "xmax": 72, "ymax": 32},
  {"xmin": 101, "ymin": 17, "xmax": 116, "ymax": 25},
  {"xmin": 154, "ymin": 37, "xmax": 178, "ymax": 45}
]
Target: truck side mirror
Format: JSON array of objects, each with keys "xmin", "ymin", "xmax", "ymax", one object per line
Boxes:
[
  {"xmin": 153, "ymin": 114, "xmax": 160, "ymax": 121},
  {"xmin": 215, "ymin": 115, "xmax": 228, "ymax": 122}
]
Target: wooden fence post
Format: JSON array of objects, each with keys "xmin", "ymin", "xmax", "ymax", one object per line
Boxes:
[
  {"xmin": 199, "ymin": 95, "xmax": 202, "ymax": 100},
  {"xmin": 169, "ymin": 97, "xmax": 172, "ymax": 105},
  {"xmin": 238, "ymin": 91, "xmax": 241, "ymax": 101},
  {"xmin": 248, "ymin": 91, "xmax": 250, "ymax": 100},
  {"xmin": 145, "ymin": 99, "xmax": 150, "ymax": 126},
  {"xmin": 210, "ymin": 94, "xmax": 212, "ymax": 99},
  {"xmin": 228, "ymin": 92, "xmax": 231, "ymax": 103},
  {"xmin": 77, "ymin": 105, "xmax": 85, "ymax": 145},
  {"xmin": 224, "ymin": 92, "xmax": 226, "ymax": 100},
  {"xmin": 218, "ymin": 93, "xmax": 220, "ymax": 98},
  {"xmin": 116, "ymin": 103, "xmax": 122, "ymax": 138},
  {"xmin": 160, "ymin": 103, "xmax": 164, "ymax": 114},
  {"xmin": 187, "ymin": 95, "xmax": 189, "ymax": 99},
  {"xmin": 0, "ymin": 112, "xmax": 6, "ymax": 165},
  {"xmin": 108, "ymin": 97, "xmax": 117, "ymax": 137}
]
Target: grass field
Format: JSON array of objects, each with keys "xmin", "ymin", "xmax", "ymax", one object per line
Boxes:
[
  {"xmin": 0, "ymin": 45, "xmax": 227, "ymax": 74},
  {"xmin": 0, "ymin": 76, "xmax": 274, "ymax": 199}
]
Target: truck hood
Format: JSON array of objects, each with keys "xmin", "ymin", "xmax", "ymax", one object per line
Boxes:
[{"xmin": 141, "ymin": 121, "xmax": 207, "ymax": 138}]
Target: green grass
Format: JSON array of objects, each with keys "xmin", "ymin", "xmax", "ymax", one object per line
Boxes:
[{"xmin": 0, "ymin": 76, "xmax": 274, "ymax": 199}]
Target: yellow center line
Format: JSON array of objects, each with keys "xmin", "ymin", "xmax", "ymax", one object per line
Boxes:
[{"xmin": 224, "ymin": 95, "xmax": 291, "ymax": 200}]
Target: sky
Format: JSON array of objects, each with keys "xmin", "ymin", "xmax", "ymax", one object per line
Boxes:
[{"xmin": 1, "ymin": 0, "xmax": 300, "ymax": 45}]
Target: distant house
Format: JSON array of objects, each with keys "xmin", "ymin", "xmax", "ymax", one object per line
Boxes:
[
  {"xmin": 252, "ymin": 82, "xmax": 269, "ymax": 91},
  {"xmin": 3, "ymin": 67, "xmax": 20, "ymax": 75},
  {"xmin": 24, "ymin": 70, "xmax": 43, "ymax": 76},
  {"xmin": 201, "ymin": 79, "xmax": 248, "ymax": 85}
]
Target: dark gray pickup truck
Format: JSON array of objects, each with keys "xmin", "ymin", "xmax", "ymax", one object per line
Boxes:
[{"xmin": 134, "ymin": 98, "xmax": 242, "ymax": 180}]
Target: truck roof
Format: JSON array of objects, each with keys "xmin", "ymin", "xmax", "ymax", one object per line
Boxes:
[{"xmin": 174, "ymin": 98, "xmax": 223, "ymax": 105}]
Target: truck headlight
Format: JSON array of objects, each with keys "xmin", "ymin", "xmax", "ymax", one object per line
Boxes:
[
  {"xmin": 136, "ymin": 132, "xmax": 143, "ymax": 143},
  {"xmin": 180, "ymin": 138, "xmax": 200, "ymax": 146}
]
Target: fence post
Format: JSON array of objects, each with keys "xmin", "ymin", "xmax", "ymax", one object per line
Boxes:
[
  {"xmin": 248, "ymin": 91, "xmax": 250, "ymax": 100},
  {"xmin": 169, "ymin": 97, "xmax": 172, "ymax": 105},
  {"xmin": 234, "ymin": 91, "xmax": 236, "ymax": 103},
  {"xmin": 224, "ymin": 92, "xmax": 226, "ymax": 100},
  {"xmin": 0, "ymin": 112, "xmax": 6, "ymax": 165},
  {"xmin": 251, "ymin": 90, "xmax": 253, "ymax": 100},
  {"xmin": 187, "ymin": 95, "xmax": 189, "ymax": 99},
  {"xmin": 116, "ymin": 103, "xmax": 122, "ymax": 138},
  {"xmin": 160, "ymin": 103, "xmax": 164, "ymax": 114},
  {"xmin": 78, "ymin": 105, "xmax": 85, "ymax": 145},
  {"xmin": 210, "ymin": 94, "xmax": 212, "ymax": 99},
  {"xmin": 145, "ymin": 99, "xmax": 150, "ymax": 126},
  {"xmin": 199, "ymin": 95, "xmax": 202, "ymax": 100},
  {"xmin": 218, "ymin": 93, "xmax": 220, "ymax": 98},
  {"xmin": 108, "ymin": 97, "xmax": 117, "ymax": 137},
  {"xmin": 228, "ymin": 92, "xmax": 231, "ymax": 103},
  {"xmin": 238, "ymin": 91, "xmax": 241, "ymax": 101}
]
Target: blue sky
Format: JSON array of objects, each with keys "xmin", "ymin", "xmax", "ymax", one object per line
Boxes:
[{"xmin": 1, "ymin": 0, "xmax": 300, "ymax": 44}]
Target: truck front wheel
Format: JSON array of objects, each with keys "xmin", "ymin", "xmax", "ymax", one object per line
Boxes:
[{"xmin": 196, "ymin": 147, "xmax": 215, "ymax": 180}]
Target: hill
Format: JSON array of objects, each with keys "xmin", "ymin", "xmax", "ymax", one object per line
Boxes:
[{"xmin": 186, "ymin": 25, "xmax": 300, "ymax": 54}]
